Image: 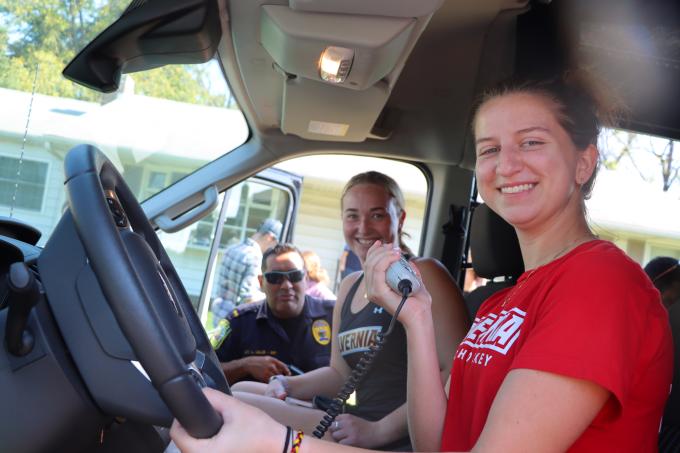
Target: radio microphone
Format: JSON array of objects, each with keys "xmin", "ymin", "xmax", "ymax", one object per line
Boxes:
[{"xmin": 385, "ymin": 257, "xmax": 421, "ymax": 295}]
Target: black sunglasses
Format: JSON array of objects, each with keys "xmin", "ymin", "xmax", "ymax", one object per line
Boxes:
[{"xmin": 263, "ymin": 269, "xmax": 306, "ymax": 284}]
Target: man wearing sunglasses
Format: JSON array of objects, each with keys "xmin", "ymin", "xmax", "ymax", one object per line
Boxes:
[{"xmin": 215, "ymin": 243, "xmax": 334, "ymax": 384}]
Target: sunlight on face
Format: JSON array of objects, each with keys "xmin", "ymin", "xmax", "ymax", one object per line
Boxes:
[
  {"xmin": 474, "ymin": 92, "xmax": 592, "ymax": 233},
  {"xmin": 262, "ymin": 251, "xmax": 307, "ymax": 319},
  {"xmin": 341, "ymin": 183, "xmax": 400, "ymax": 262}
]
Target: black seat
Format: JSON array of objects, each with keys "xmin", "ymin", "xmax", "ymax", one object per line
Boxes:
[{"xmin": 465, "ymin": 204, "xmax": 524, "ymax": 319}]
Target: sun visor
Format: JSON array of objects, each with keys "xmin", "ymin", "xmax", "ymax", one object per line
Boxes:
[
  {"xmin": 261, "ymin": 6, "xmax": 415, "ymax": 91},
  {"xmin": 281, "ymin": 78, "xmax": 389, "ymax": 142}
]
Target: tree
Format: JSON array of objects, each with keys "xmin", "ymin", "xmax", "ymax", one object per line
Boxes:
[
  {"xmin": 654, "ymin": 139, "xmax": 678, "ymax": 192},
  {"xmin": 0, "ymin": 0, "xmax": 233, "ymax": 107},
  {"xmin": 601, "ymin": 129, "xmax": 679, "ymax": 192}
]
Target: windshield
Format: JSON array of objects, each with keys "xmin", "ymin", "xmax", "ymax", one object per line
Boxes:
[{"xmin": 0, "ymin": 1, "xmax": 248, "ymax": 245}]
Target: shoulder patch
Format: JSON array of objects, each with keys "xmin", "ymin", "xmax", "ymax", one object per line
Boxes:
[
  {"xmin": 209, "ymin": 318, "xmax": 232, "ymax": 350},
  {"xmin": 312, "ymin": 319, "xmax": 331, "ymax": 346}
]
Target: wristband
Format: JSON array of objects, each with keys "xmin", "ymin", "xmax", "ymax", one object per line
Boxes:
[
  {"xmin": 290, "ymin": 430, "xmax": 304, "ymax": 453},
  {"xmin": 269, "ymin": 374, "xmax": 291, "ymax": 393}
]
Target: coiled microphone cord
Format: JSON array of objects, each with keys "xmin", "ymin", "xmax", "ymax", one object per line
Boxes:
[{"xmin": 312, "ymin": 282, "xmax": 411, "ymax": 439}]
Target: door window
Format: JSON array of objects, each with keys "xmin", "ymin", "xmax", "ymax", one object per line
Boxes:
[{"xmin": 157, "ymin": 177, "xmax": 295, "ymax": 330}]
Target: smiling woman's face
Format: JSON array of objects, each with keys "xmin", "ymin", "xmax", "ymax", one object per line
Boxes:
[
  {"xmin": 474, "ymin": 92, "xmax": 595, "ymax": 233},
  {"xmin": 341, "ymin": 183, "xmax": 400, "ymax": 263}
]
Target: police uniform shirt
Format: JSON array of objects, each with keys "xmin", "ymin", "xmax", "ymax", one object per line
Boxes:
[{"xmin": 215, "ymin": 295, "xmax": 334, "ymax": 374}]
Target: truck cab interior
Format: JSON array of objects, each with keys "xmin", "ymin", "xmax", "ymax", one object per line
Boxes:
[{"xmin": 1, "ymin": 0, "xmax": 679, "ymax": 451}]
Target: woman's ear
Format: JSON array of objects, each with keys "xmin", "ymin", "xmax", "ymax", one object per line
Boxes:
[{"xmin": 576, "ymin": 144, "xmax": 599, "ymax": 185}]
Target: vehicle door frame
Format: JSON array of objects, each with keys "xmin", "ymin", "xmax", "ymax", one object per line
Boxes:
[{"xmin": 190, "ymin": 168, "xmax": 302, "ymax": 324}]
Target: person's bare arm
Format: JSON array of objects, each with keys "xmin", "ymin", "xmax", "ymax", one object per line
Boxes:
[
  {"xmin": 363, "ymin": 243, "xmax": 447, "ymax": 451},
  {"xmin": 403, "ymin": 299, "xmax": 447, "ymax": 451},
  {"xmin": 305, "ymin": 368, "xmax": 607, "ymax": 453},
  {"xmin": 375, "ymin": 257, "xmax": 466, "ymax": 451},
  {"xmin": 471, "ymin": 368, "xmax": 609, "ymax": 452},
  {"xmin": 171, "ymin": 388, "xmax": 462, "ymax": 453},
  {"xmin": 172, "ymin": 371, "xmax": 608, "ymax": 453},
  {"xmin": 266, "ymin": 274, "xmax": 358, "ymax": 400},
  {"xmin": 415, "ymin": 258, "xmax": 470, "ymax": 382},
  {"xmin": 330, "ymin": 403, "xmax": 408, "ymax": 448},
  {"xmin": 221, "ymin": 356, "xmax": 290, "ymax": 384}
]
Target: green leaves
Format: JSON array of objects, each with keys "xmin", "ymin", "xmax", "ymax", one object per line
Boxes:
[{"xmin": 0, "ymin": 0, "xmax": 232, "ymax": 106}]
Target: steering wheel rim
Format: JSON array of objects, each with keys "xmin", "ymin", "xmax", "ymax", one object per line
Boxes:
[{"xmin": 64, "ymin": 144, "xmax": 225, "ymax": 438}]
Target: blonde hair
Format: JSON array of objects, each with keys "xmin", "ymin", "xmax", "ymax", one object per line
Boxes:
[
  {"xmin": 341, "ymin": 171, "xmax": 413, "ymax": 256},
  {"xmin": 302, "ymin": 251, "xmax": 330, "ymax": 285}
]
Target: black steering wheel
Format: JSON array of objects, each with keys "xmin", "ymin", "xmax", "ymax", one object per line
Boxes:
[{"xmin": 63, "ymin": 144, "xmax": 227, "ymax": 438}]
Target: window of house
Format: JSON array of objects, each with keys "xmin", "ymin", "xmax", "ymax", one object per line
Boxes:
[
  {"xmin": 188, "ymin": 181, "xmax": 291, "ymax": 250},
  {"xmin": 141, "ymin": 170, "xmax": 191, "ymax": 200},
  {"xmin": 0, "ymin": 155, "xmax": 48, "ymax": 211},
  {"xmin": 218, "ymin": 182, "xmax": 290, "ymax": 248},
  {"xmin": 148, "ymin": 171, "xmax": 166, "ymax": 191},
  {"xmin": 648, "ymin": 245, "xmax": 680, "ymax": 261}
]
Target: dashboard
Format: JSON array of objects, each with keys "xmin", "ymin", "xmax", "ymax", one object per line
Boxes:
[{"xmin": 0, "ymin": 214, "xmax": 173, "ymax": 452}]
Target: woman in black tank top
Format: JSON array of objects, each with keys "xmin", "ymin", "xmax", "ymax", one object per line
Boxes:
[{"xmin": 230, "ymin": 172, "xmax": 470, "ymax": 450}]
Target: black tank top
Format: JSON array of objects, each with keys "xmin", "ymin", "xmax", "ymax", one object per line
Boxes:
[{"xmin": 338, "ymin": 274, "xmax": 411, "ymax": 450}]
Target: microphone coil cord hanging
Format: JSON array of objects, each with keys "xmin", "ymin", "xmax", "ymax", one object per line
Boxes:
[{"xmin": 312, "ymin": 282, "xmax": 411, "ymax": 439}]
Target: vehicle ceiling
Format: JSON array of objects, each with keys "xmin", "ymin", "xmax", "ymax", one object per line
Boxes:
[{"xmin": 218, "ymin": 0, "xmax": 680, "ymax": 170}]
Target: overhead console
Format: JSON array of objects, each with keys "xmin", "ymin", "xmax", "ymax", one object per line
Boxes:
[
  {"xmin": 261, "ymin": 6, "xmax": 416, "ymax": 91},
  {"xmin": 247, "ymin": 0, "xmax": 443, "ymax": 142}
]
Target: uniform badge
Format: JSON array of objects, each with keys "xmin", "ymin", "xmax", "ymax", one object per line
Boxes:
[{"xmin": 312, "ymin": 319, "xmax": 331, "ymax": 345}]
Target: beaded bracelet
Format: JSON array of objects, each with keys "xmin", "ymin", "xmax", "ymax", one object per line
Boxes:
[
  {"xmin": 281, "ymin": 426, "xmax": 292, "ymax": 453},
  {"xmin": 290, "ymin": 430, "xmax": 304, "ymax": 453}
]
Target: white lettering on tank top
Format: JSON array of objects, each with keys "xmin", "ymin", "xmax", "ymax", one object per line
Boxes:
[{"xmin": 338, "ymin": 326, "xmax": 382, "ymax": 356}]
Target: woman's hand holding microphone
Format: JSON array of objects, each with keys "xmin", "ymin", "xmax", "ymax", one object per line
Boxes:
[{"xmin": 363, "ymin": 241, "xmax": 432, "ymax": 329}]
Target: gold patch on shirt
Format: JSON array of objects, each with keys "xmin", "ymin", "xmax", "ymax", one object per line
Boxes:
[
  {"xmin": 209, "ymin": 318, "xmax": 231, "ymax": 350},
  {"xmin": 312, "ymin": 319, "xmax": 331, "ymax": 346}
]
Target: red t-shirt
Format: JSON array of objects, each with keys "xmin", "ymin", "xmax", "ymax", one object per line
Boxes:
[{"xmin": 441, "ymin": 240, "xmax": 673, "ymax": 452}]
